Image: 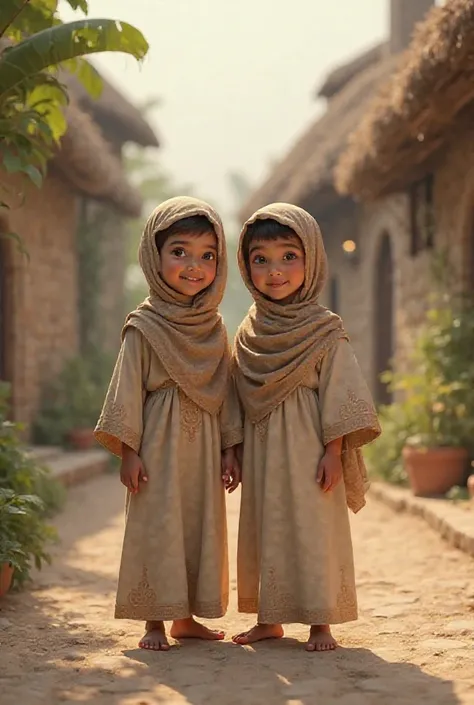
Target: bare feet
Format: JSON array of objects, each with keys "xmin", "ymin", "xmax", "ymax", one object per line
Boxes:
[
  {"xmin": 305, "ymin": 624, "xmax": 337, "ymax": 652},
  {"xmin": 170, "ymin": 617, "xmax": 225, "ymax": 640},
  {"xmin": 232, "ymin": 623, "xmax": 284, "ymax": 645},
  {"xmin": 138, "ymin": 621, "xmax": 170, "ymax": 651}
]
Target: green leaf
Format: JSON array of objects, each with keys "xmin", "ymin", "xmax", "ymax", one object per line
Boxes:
[
  {"xmin": 0, "ymin": 18, "xmax": 149, "ymax": 98},
  {"xmin": 22, "ymin": 163, "xmax": 43, "ymax": 187},
  {"xmin": 64, "ymin": 0, "xmax": 88, "ymax": 13},
  {"xmin": 3, "ymin": 151, "xmax": 23, "ymax": 173},
  {"xmin": 0, "ymin": 1, "xmax": 30, "ymax": 38}
]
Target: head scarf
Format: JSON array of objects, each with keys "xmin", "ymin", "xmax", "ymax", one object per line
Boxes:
[
  {"xmin": 123, "ymin": 196, "xmax": 230, "ymax": 414},
  {"xmin": 234, "ymin": 202, "xmax": 347, "ymax": 422}
]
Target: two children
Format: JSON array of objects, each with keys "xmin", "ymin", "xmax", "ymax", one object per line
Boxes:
[{"xmin": 95, "ymin": 197, "xmax": 380, "ymax": 653}]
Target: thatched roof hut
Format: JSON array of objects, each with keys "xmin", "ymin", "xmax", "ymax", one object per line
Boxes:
[
  {"xmin": 55, "ymin": 99, "xmax": 143, "ymax": 217},
  {"xmin": 239, "ymin": 52, "xmax": 397, "ymax": 222},
  {"xmin": 61, "ymin": 69, "xmax": 159, "ymax": 148},
  {"xmin": 317, "ymin": 43, "xmax": 388, "ymax": 99},
  {"xmin": 335, "ymin": 0, "xmax": 474, "ymax": 199}
]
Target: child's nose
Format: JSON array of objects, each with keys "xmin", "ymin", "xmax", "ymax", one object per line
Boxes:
[{"xmin": 269, "ymin": 267, "xmax": 282, "ymax": 276}]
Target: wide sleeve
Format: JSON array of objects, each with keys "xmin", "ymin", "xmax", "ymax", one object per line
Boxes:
[
  {"xmin": 220, "ymin": 374, "xmax": 244, "ymax": 450},
  {"xmin": 94, "ymin": 327, "xmax": 150, "ymax": 458},
  {"xmin": 318, "ymin": 339, "xmax": 381, "ymax": 452},
  {"xmin": 317, "ymin": 339, "xmax": 381, "ymax": 514}
]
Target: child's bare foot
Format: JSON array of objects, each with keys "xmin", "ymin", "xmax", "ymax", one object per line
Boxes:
[
  {"xmin": 138, "ymin": 621, "xmax": 170, "ymax": 651},
  {"xmin": 305, "ymin": 624, "xmax": 337, "ymax": 652},
  {"xmin": 170, "ymin": 617, "xmax": 225, "ymax": 640},
  {"xmin": 232, "ymin": 623, "xmax": 284, "ymax": 645}
]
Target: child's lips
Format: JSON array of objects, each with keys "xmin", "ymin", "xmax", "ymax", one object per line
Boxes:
[
  {"xmin": 180, "ymin": 276, "xmax": 204, "ymax": 284},
  {"xmin": 267, "ymin": 281, "xmax": 288, "ymax": 288}
]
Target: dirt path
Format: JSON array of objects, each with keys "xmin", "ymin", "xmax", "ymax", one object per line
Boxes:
[{"xmin": 1, "ymin": 472, "xmax": 474, "ymax": 705}]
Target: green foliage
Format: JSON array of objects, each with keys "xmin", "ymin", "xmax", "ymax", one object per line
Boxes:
[
  {"xmin": 387, "ymin": 299, "xmax": 474, "ymax": 450},
  {"xmin": 0, "ymin": 0, "xmax": 149, "ymax": 196},
  {"xmin": 33, "ymin": 352, "xmax": 112, "ymax": 446},
  {"xmin": 367, "ymin": 258, "xmax": 474, "ymax": 484},
  {"xmin": 0, "ymin": 382, "xmax": 61, "ymax": 586},
  {"xmin": 363, "ymin": 404, "xmax": 409, "ymax": 486}
]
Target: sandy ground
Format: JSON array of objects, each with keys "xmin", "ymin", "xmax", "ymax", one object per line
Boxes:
[{"xmin": 1, "ymin": 471, "xmax": 474, "ymax": 705}]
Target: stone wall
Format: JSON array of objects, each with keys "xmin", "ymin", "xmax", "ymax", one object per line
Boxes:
[{"xmin": 0, "ymin": 169, "xmax": 79, "ymax": 432}]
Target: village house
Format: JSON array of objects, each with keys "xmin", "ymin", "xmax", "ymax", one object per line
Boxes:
[
  {"xmin": 0, "ymin": 71, "xmax": 158, "ymax": 434},
  {"xmin": 239, "ymin": 0, "xmax": 441, "ymax": 405}
]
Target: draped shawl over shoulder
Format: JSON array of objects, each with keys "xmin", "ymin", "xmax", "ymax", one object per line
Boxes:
[
  {"xmin": 123, "ymin": 196, "xmax": 230, "ymax": 415},
  {"xmin": 234, "ymin": 202, "xmax": 347, "ymax": 421}
]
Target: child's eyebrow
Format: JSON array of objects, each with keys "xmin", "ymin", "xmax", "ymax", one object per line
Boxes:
[
  {"xmin": 169, "ymin": 239, "xmax": 217, "ymax": 250},
  {"xmin": 249, "ymin": 240, "xmax": 301, "ymax": 253}
]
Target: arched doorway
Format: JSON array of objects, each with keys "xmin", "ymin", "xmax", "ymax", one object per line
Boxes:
[{"xmin": 374, "ymin": 232, "xmax": 394, "ymax": 405}]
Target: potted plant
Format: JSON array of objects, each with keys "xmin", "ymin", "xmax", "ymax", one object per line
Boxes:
[
  {"xmin": 0, "ymin": 489, "xmax": 54, "ymax": 596},
  {"xmin": 34, "ymin": 356, "xmax": 106, "ymax": 450},
  {"xmin": 391, "ymin": 300, "xmax": 474, "ymax": 497},
  {"xmin": 0, "ymin": 383, "xmax": 60, "ymax": 593}
]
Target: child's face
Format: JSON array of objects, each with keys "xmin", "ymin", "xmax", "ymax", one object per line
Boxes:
[
  {"xmin": 248, "ymin": 234, "xmax": 305, "ymax": 302},
  {"xmin": 160, "ymin": 231, "xmax": 218, "ymax": 296}
]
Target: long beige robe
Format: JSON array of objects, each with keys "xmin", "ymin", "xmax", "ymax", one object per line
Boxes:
[
  {"xmin": 237, "ymin": 339, "xmax": 380, "ymax": 625},
  {"xmin": 95, "ymin": 327, "xmax": 242, "ymax": 621}
]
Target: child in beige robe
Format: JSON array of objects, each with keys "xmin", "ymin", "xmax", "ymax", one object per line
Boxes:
[
  {"xmin": 232, "ymin": 203, "xmax": 381, "ymax": 652},
  {"xmin": 95, "ymin": 197, "xmax": 242, "ymax": 651}
]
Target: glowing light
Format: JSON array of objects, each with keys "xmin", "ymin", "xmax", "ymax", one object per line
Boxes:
[{"xmin": 342, "ymin": 239, "xmax": 357, "ymax": 254}]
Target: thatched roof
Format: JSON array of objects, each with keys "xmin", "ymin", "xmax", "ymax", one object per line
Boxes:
[
  {"xmin": 62, "ymin": 69, "xmax": 159, "ymax": 148},
  {"xmin": 239, "ymin": 54, "xmax": 398, "ymax": 222},
  {"xmin": 54, "ymin": 100, "xmax": 142, "ymax": 217},
  {"xmin": 335, "ymin": 0, "xmax": 474, "ymax": 199},
  {"xmin": 317, "ymin": 42, "xmax": 388, "ymax": 99}
]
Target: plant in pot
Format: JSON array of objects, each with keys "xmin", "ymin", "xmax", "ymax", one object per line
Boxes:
[
  {"xmin": 392, "ymin": 300, "xmax": 474, "ymax": 497},
  {"xmin": 34, "ymin": 357, "xmax": 105, "ymax": 450},
  {"xmin": 0, "ymin": 488, "xmax": 55, "ymax": 596},
  {"xmin": 0, "ymin": 382, "xmax": 60, "ymax": 593}
]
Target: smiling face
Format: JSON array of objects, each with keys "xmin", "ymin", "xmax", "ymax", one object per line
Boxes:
[
  {"xmin": 247, "ymin": 232, "xmax": 305, "ymax": 303},
  {"xmin": 159, "ymin": 231, "xmax": 218, "ymax": 296}
]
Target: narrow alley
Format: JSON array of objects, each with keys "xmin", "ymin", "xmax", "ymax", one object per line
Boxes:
[{"xmin": 1, "ymin": 473, "xmax": 473, "ymax": 705}]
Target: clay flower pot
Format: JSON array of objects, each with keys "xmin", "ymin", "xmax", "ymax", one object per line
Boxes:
[
  {"xmin": 67, "ymin": 428, "xmax": 95, "ymax": 451},
  {"xmin": 402, "ymin": 446, "xmax": 468, "ymax": 497},
  {"xmin": 0, "ymin": 563, "xmax": 14, "ymax": 598}
]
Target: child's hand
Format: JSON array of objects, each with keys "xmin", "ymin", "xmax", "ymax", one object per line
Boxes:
[
  {"xmin": 316, "ymin": 450, "xmax": 343, "ymax": 493},
  {"xmin": 221, "ymin": 447, "xmax": 241, "ymax": 493},
  {"xmin": 121, "ymin": 444, "xmax": 148, "ymax": 494}
]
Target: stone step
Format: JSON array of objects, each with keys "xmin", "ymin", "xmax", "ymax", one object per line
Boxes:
[
  {"xmin": 27, "ymin": 445, "xmax": 66, "ymax": 464},
  {"xmin": 48, "ymin": 449, "xmax": 110, "ymax": 487}
]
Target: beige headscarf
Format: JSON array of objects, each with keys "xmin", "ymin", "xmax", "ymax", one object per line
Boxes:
[
  {"xmin": 124, "ymin": 196, "xmax": 230, "ymax": 415},
  {"xmin": 234, "ymin": 202, "xmax": 348, "ymax": 422}
]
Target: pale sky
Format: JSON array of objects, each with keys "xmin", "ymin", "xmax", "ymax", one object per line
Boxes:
[{"xmin": 62, "ymin": 0, "xmax": 388, "ymax": 218}]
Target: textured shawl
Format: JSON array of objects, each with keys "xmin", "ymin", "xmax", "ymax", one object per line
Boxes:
[
  {"xmin": 124, "ymin": 196, "xmax": 230, "ymax": 414},
  {"xmin": 234, "ymin": 202, "xmax": 347, "ymax": 422}
]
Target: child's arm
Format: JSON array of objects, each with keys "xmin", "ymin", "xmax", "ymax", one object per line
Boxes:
[
  {"xmin": 94, "ymin": 328, "xmax": 150, "ymax": 493},
  {"xmin": 121, "ymin": 443, "xmax": 148, "ymax": 495},
  {"xmin": 316, "ymin": 437, "xmax": 343, "ymax": 493},
  {"xmin": 316, "ymin": 340, "xmax": 380, "ymax": 503},
  {"xmin": 220, "ymin": 372, "xmax": 244, "ymax": 493}
]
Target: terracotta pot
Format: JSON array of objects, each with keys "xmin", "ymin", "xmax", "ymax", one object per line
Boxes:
[
  {"xmin": 403, "ymin": 446, "xmax": 468, "ymax": 497},
  {"xmin": 67, "ymin": 428, "xmax": 95, "ymax": 451},
  {"xmin": 0, "ymin": 562, "xmax": 14, "ymax": 598},
  {"xmin": 468, "ymin": 474, "xmax": 474, "ymax": 501}
]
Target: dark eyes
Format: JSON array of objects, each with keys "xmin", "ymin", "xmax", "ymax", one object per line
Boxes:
[
  {"xmin": 170, "ymin": 248, "xmax": 215, "ymax": 261},
  {"xmin": 251, "ymin": 251, "xmax": 299, "ymax": 265}
]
